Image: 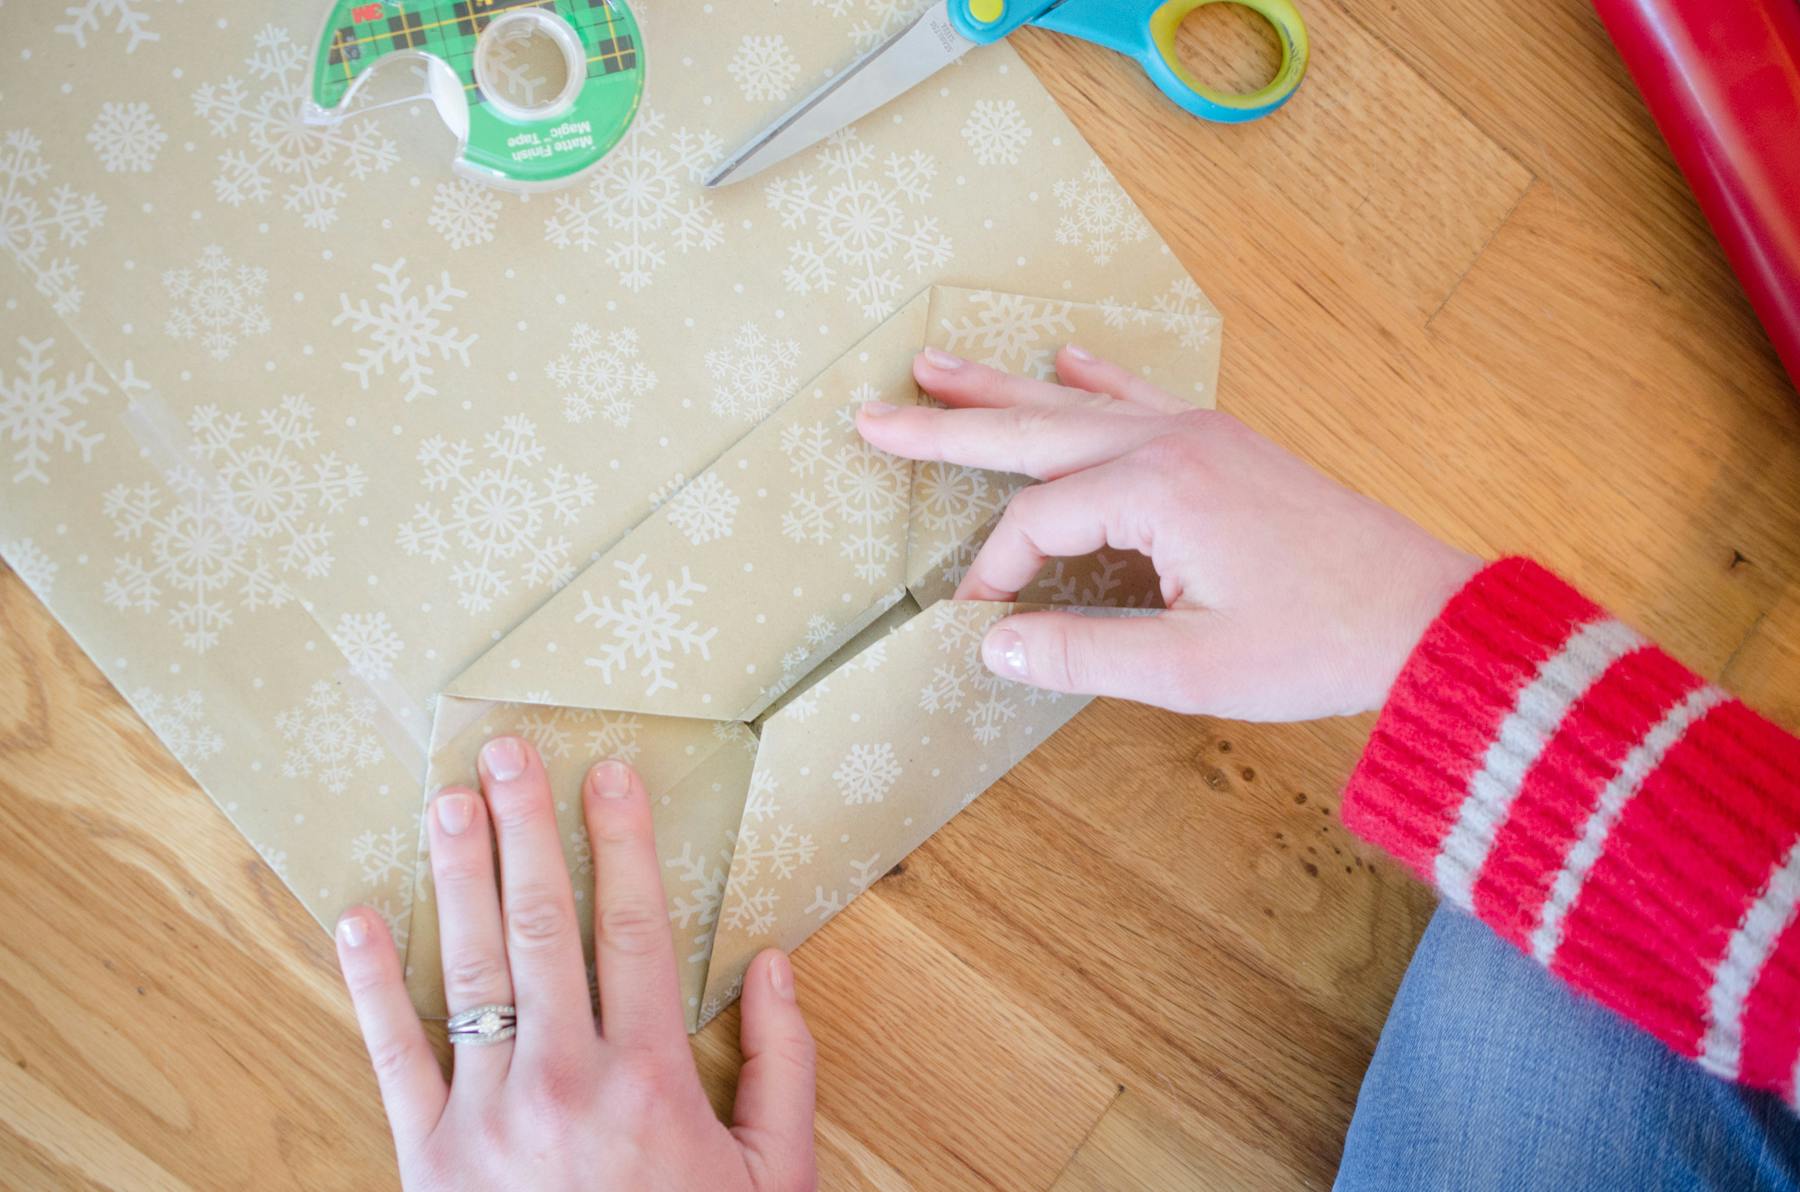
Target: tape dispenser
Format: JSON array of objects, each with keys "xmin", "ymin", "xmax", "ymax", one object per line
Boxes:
[{"xmin": 306, "ymin": 1, "xmax": 646, "ymax": 192}]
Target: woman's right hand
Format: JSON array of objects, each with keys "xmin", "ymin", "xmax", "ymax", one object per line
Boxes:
[
  {"xmin": 335, "ymin": 742, "xmax": 817, "ymax": 1191},
  {"xmin": 856, "ymin": 346, "xmax": 1482, "ymax": 722}
]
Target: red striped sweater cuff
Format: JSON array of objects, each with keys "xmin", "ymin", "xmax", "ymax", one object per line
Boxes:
[{"xmin": 1343, "ymin": 557, "xmax": 1800, "ymax": 1099}]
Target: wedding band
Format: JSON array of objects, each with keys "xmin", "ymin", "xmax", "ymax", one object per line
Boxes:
[{"xmin": 447, "ymin": 1003, "xmax": 517, "ymax": 1045}]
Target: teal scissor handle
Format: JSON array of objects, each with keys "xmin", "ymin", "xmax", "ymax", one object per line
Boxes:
[{"xmin": 947, "ymin": 0, "xmax": 1309, "ymax": 124}]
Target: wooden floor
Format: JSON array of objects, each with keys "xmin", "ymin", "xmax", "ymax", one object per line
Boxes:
[{"xmin": 5, "ymin": 2, "xmax": 1799, "ymax": 1187}]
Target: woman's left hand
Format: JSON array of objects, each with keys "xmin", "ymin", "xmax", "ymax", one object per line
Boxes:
[{"xmin": 335, "ymin": 738, "xmax": 818, "ymax": 1191}]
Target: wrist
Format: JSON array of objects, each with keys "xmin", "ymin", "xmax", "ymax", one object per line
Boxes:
[{"xmin": 1370, "ymin": 545, "xmax": 1484, "ymax": 707}]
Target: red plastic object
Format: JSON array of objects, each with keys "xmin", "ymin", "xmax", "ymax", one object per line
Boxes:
[{"xmin": 1592, "ymin": 0, "xmax": 1800, "ymax": 389}]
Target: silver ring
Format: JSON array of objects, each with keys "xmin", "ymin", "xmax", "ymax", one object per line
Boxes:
[{"xmin": 447, "ymin": 1003, "xmax": 517, "ymax": 1046}]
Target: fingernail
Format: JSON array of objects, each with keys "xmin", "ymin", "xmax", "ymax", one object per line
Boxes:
[
  {"xmin": 767, "ymin": 951, "xmax": 794, "ymax": 1000},
  {"xmin": 337, "ymin": 914, "xmax": 368, "ymax": 950},
  {"xmin": 920, "ymin": 347, "xmax": 963, "ymax": 371},
  {"xmin": 861, "ymin": 400, "xmax": 896, "ymax": 417},
  {"xmin": 1065, "ymin": 343, "xmax": 1095, "ymax": 362},
  {"xmin": 435, "ymin": 792, "xmax": 475, "ymax": 836},
  {"xmin": 481, "ymin": 736, "xmax": 526, "ymax": 781},
  {"xmin": 984, "ymin": 627, "xmax": 1028, "ymax": 680},
  {"xmin": 591, "ymin": 759, "xmax": 632, "ymax": 799}
]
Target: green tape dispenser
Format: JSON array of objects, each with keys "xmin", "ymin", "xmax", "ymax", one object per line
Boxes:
[{"xmin": 306, "ymin": 0, "xmax": 646, "ymax": 192}]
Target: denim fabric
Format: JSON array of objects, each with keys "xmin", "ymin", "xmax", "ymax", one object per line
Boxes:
[{"xmin": 1336, "ymin": 906, "xmax": 1800, "ymax": 1191}]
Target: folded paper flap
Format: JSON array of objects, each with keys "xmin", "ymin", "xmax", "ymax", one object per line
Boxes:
[
  {"xmin": 424, "ymin": 283, "xmax": 1223, "ymax": 1026},
  {"xmin": 427, "ymin": 694, "xmax": 745, "ymax": 800},
  {"xmin": 904, "ymin": 286, "xmax": 1222, "ymax": 596},
  {"xmin": 443, "ymin": 293, "xmax": 933, "ymax": 720},
  {"xmin": 444, "ymin": 286, "xmax": 1221, "ymax": 723},
  {"xmin": 696, "ymin": 598, "xmax": 1106, "ymax": 1019},
  {"xmin": 0, "ymin": 0, "xmax": 1230, "ymax": 1040},
  {"xmin": 406, "ymin": 695, "xmax": 759, "ymax": 1022}
]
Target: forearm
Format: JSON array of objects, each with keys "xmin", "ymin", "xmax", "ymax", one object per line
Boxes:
[
  {"xmin": 854, "ymin": 349, "xmax": 1800, "ymax": 1095},
  {"xmin": 1343, "ymin": 558, "xmax": 1800, "ymax": 1097}
]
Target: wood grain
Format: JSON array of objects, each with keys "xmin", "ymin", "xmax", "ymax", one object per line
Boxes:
[{"xmin": 5, "ymin": 0, "xmax": 1799, "ymax": 1187}]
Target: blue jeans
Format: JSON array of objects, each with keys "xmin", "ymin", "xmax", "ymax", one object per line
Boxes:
[{"xmin": 1336, "ymin": 906, "xmax": 1800, "ymax": 1190}]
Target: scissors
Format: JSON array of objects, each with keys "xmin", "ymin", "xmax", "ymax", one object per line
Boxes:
[{"xmin": 706, "ymin": 0, "xmax": 1310, "ymax": 188}]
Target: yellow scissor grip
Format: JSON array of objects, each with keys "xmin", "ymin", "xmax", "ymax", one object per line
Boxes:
[{"xmin": 1149, "ymin": 0, "xmax": 1309, "ymax": 119}]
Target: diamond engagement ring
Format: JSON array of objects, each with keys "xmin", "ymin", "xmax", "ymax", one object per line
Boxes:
[{"xmin": 447, "ymin": 1003, "xmax": 517, "ymax": 1045}]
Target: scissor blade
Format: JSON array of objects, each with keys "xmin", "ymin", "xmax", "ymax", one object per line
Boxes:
[{"xmin": 706, "ymin": 0, "xmax": 976, "ymax": 188}]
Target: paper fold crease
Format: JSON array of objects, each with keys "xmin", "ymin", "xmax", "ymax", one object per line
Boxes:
[{"xmin": 408, "ymin": 285, "xmax": 1221, "ymax": 1027}]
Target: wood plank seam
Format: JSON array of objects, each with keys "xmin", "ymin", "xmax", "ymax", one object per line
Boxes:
[{"xmin": 1426, "ymin": 177, "xmax": 1538, "ymax": 329}]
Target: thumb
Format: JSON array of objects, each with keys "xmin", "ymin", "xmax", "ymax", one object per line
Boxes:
[
  {"xmin": 982, "ymin": 609, "xmax": 1212, "ymax": 713},
  {"xmin": 732, "ymin": 950, "xmax": 818, "ymax": 1192}
]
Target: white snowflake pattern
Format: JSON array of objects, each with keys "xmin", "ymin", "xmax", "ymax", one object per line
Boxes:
[
  {"xmin": 481, "ymin": 25, "xmax": 558, "ymax": 109},
  {"xmin": 86, "ymin": 101, "xmax": 167, "ymax": 173},
  {"xmin": 350, "ymin": 825, "xmax": 413, "ymax": 886},
  {"xmin": 939, "ymin": 293, "xmax": 1075, "ymax": 378},
  {"xmin": 1151, "ymin": 277, "xmax": 1219, "ymax": 351},
  {"xmin": 0, "ymin": 338, "xmax": 104, "ymax": 484},
  {"xmin": 832, "ymin": 742, "xmax": 901, "ymax": 805},
  {"xmin": 706, "ymin": 323, "xmax": 801, "ymax": 422},
  {"xmin": 130, "ymin": 687, "xmax": 225, "ymax": 765},
  {"xmin": 335, "ymin": 259, "xmax": 478, "ymax": 402},
  {"xmin": 115, "ymin": 360, "xmax": 151, "ymax": 409},
  {"xmin": 720, "ymin": 821, "xmax": 819, "ymax": 936},
  {"xmin": 774, "ymin": 681, "xmax": 823, "ymax": 723},
  {"xmin": 1054, "ymin": 158, "xmax": 1151, "ymax": 266},
  {"xmin": 734, "ymin": 823, "xmax": 819, "ymax": 882},
  {"xmin": 189, "ymin": 394, "xmax": 365, "ymax": 578},
  {"xmin": 515, "ymin": 706, "xmax": 643, "ymax": 762},
  {"xmin": 104, "ymin": 469, "xmax": 277, "ymax": 653},
  {"xmin": 744, "ymin": 769, "xmax": 781, "ymax": 824},
  {"xmin": 162, "ymin": 245, "xmax": 271, "ymax": 361},
  {"xmin": 772, "ymin": 612, "xmax": 842, "ymax": 700},
  {"xmin": 810, "ymin": 0, "xmax": 925, "ymax": 50},
  {"xmin": 576, "ymin": 556, "xmax": 717, "ymax": 697},
  {"xmin": 845, "ymin": 611, "xmax": 902, "ymax": 675},
  {"xmin": 779, "ymin": 401, "xmax": 910, "ymax": 582},
  {"xmin": 666, "ymin": 841, "xmax": 731, "ymax": 963},
  {"xmin": 583, "ymin": 712, "xmax": 643, "ymax": 761},
  {"xmin": 717, "ymin": 720, "xmax": 759, "ymax": 753},
  {"xmin": 766, "ymin": 131, "xmax": 953, "ymax": 319},
  {"xmin": 728, "ymin": 34, "xmax": 801, "ymax": 102},
  {"xmin": 333, "ymin": 610, "xmax": 405, "ymax": 681},
  {"xmin": 960, "ymin": 98, "xmax": 1032, "ymax": 166},
  {"xmin": 913, "ymin": 461, "xmax": 994, "ymax": 538},
  {"xmin": 1038, "ymin": 553, "xmax": 1152, "ymax": 608},
  {"xmin": 909, "ymin": 455, "xmax": 1024, "ymax": 590},
  {"xmin": 277, "ymin": 680, "xmax": 385, "ymax": 794},
  {"xmin": 699, "ymin": 976, "xmax": 744, "ymax": 1029},
  {"xmin": 0, "ymin": 129, "xmax": 107, "ymax": 315},
  {"xmin": 56, "ymin": 0, "xmax": 160, "ymax": 53},
  {"xmin": 912, "ymin": 534, "xmax": 978, "ymax": 595},
  {"xmin": 804, "ymin": 853, "xmax": 883, "ymax": 921},
  {"xmin": 397, "ymin": 415, "xmax": 597, "ymax": 615},
  {"xmin": 544, "ymin": 109, "xmax": 725, "ymax": 292},
  {"xmin": 664, "ymin": 472, "xmax": 740, "ymax": 545},
  {"xmin": 428, "ymin": 177, "xmax": 504, "ymax": 250},
  {"xmin": 919, "ymin": 604, "xmax": 1018, "ymax": 744},
  {"xmin": 568, "ymin": 828, "xmax": 593, "ymax": 882},
  {"xmin": 1101, "ymin": 277, "xmax": 1219, "ymax": 352},
  {"xmin": 720, "ymin": 884, "xmax": 779, "ymax": 937},
  {"xmin": 3, "ymin": 538, "xmax": 58, "ymax": 594},
  {"xmin": 256, "ymin": 842, "xmax": 290, "ymax": 882},
  {"xmin": 192, "ymin": 24, "xmax": 398, "ymax": 231},
  {"xmin": 546, "ymin": 325, "xmax": 656, "ymax": 427},
  {"xmin": 104, "ymin": 396, "xmax": 362, "ymax": 651}
]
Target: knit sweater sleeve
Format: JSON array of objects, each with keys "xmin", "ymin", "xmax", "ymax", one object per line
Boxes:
[{"xmin": 1342, "ymin": 557, "xmax": 1800, "ymax": 1098}]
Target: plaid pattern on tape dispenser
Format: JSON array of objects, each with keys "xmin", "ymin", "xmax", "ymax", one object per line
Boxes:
[{"xmin": 307, "ymin": 0, "xmax": 645, "ymax": 190}]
